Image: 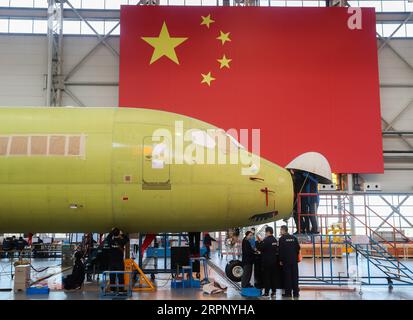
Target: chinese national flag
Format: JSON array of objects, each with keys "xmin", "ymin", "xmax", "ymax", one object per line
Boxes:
[{"xmin": 119, "ymin": 6, "xmax": 383, "ymax": 174}]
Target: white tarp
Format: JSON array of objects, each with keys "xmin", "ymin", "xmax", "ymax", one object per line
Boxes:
[{"xmin": 285, "ymin": 152, "xmax": 332, "ymax": 184}]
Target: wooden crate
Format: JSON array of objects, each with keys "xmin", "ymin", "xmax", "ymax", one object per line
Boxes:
[{"xmin": 300, "ymin": 243, "xmax": 343, "ymax": 258}]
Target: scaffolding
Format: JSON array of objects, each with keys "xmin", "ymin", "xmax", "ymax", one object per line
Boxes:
[{"xmin": 293, "ymin": 192, "xmax": 413, "ymax": 287}]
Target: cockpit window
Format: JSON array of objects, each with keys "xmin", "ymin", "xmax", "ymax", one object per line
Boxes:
[
  {"xmin": 209, "ymin": 129, "xmax": 245, "ymax": 154},
  {"xmin": 227, "ymin": 133, "xmax": 245, "ymax": 150},
  {"xmin": 191, "ymin": 130, "xmax": 216, "ymax": 149},
  {"xmin": 190, "ymin": 129, "xmax": 245, "ymax": 154}
]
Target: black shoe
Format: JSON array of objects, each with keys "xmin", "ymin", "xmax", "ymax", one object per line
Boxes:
[
  {"xmin": 282, "ymin": 293, "xmax": 292, "ymax": 298},
  {"xmin": 262, "ymin": 292, "xmax": 269, "ymax": 297},
  {"xmin": 293, "ymin": 294, "xmax": 300, "ymax": 298}
]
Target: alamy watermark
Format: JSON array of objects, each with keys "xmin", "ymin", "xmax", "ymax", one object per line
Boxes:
[{"xmin": 149, "ymin": 121, "xmax": 261, "ymax": 175}]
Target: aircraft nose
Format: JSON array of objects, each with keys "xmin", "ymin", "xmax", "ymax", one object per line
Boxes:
[{"xmin": 228, "ymin": 161, "xmax": 294, "ymax": 227}]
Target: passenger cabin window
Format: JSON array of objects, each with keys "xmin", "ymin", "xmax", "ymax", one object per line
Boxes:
[
  {"xmin": 10, "ymin": 136, "xmax": 28, "ymax": 155},
  {"xmin": 31, "ymin": 136, "xmax": 48, "ymax": 155},
  {"xmin": 49, "ymin": 136, "xmax": 66, "ymax": 155},
  {"xmin": 0, "ymin": 136, "xmax": 9, "ymax": 156},
  {"xmin": 68, "ymin": 136, "xmax": 81, "ymax": 156}
]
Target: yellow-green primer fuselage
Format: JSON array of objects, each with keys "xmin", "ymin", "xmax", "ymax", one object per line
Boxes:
[{"xmin": 0, "ymin": 107, "xmax": 293, "ymax": 233}]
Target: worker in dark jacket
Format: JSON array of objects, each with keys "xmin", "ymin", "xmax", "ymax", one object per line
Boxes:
[
  {"xmin": 256, "ymin": 226, "xmax": 282, "ymax": 297},
  {"xmin": 241, "ymin": 231, "xmax": 256, "ymax": 288},
  {"xmin": 63, "ymin": 251, "xmax": 85, "ymax": 290},
  {"xmin": 278, "ymin": 225, "xmax": 300, "ymax": 298},
  {"xmin": 105, "ymin": 227, "xmax": 129, "ymax": 292},
  {"xmin": 16, "ymin": 237, "xmax": 28, "ymax": 251},
  {"xmin": 203, "ymin": 232, "xmax": 216, "ymax": 259}
]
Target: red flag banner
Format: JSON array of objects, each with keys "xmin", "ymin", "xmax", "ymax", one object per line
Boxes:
[{"xmin": 119, "ymin": 6, "xmax": 383, "ymax": 174}]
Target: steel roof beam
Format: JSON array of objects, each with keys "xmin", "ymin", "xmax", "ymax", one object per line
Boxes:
[{"xmin": 0, "ymin": 7, "xmax": 413, "ymax": 23}]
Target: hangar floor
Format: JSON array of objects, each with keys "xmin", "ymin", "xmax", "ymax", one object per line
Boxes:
[{"xmin": 0, "ymin": 254, "xmax": 413, "ymax": 300}]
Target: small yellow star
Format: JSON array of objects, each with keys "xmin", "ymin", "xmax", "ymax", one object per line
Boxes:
[
  {"xmin": 201, "ymin": 72, "xmax": 216, "ymax": 86},
  {"xmin": 217, "ymin": 54, "xmax": 232, "ymax": 69},
  {"xmin": 200, "ymin": 14, "xmax": 215, "ymax": 28},
  {"xmin": 216, "ymin": 31, "xmax": 231, "ymax": 45}
]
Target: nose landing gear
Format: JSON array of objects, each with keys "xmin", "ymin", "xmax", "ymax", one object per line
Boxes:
[{"xmin": 225, "ymin": 260, "xmax": 243, "ymax": 282}]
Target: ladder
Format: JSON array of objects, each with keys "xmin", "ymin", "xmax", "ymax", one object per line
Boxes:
[{"xmin": 351, "ymin": 236, "xmax": 413, "ymax": 286}]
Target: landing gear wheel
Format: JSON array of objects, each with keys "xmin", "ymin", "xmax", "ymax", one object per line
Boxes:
[{"xmin": 225, "ymin": 260, "xmax": 243, "ymax": 282}]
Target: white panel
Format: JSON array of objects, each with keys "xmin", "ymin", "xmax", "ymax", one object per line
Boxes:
[
  {"xmin": 360, "ymin": 1, "xmax": 382, "ymax": 11},
  {"xmin": 380, "ymin": 88, "xmax": 413, "ymax": 123},
  {"xmin": 104, "ymin": 21, "xmax": 120, "ymax": 35},
  {"xmin": 34, "ymin": 0, "xmax": 48, "ymax": 8},
  {"xmin": 82, "ymin": 0, "xmax": 105, "ymax": 9},
  {"xmin": 9, "ymin": 0, "xmax": 34, "ymax": 7},
  {"xmin": 0, "ymin": 19, "xmax": 8, "ymax": 33},
  {"xmin": 81, "ymin": 21, "xmax": 105, "ymax": 35},
  {"xmin": 362, "ymin": 171, "xmax": 413, "ymax": 192},
  {"xmin": 63, "ymin": 21, "xmax": 81, "ymax": 34},
  {"xmin": 0, "ymin": 35, "xmax": 47, "ymax": 106},
  {"xmin": 9, "ymin": 19, "xmax": 33, "ymax": 33},
  {"xmin": 33, "ymin": 20, "xmax": 47, "ymax": 34},
  {"xmin": 104, "ymin": 0, "xmax": 128, "ymax": 9},
  {"xmin": 62, "ymin": 86, "xmax": 118, "ymax": 107},
  {"xmin": 382, "ymin": 1, "xmax": 406, "ymax": 12}
]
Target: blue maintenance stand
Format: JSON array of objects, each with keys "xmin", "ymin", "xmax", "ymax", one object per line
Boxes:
[
  {"xmin": 26, "ymin": 286, "xmax": 50, "ymax": 295},
  {"xmin": 241, "ymin": 287, "xmax": 261, "ymax": 297},
  {"xmin": 171, "ymin": 264, "xmax": 201, "ymax": 289},
  {"xmin": 171, "ymin": 257, "xmax": 209, "ymax": 289},
  {"xmin": 190, "ymin": 257, "xmax": 209, "ymax": 284},
  {"xmin": 146, "ymin": 247, "xmax": 171, "ymax": 258},
  {"xmin": 171, "ymin": 257, "xmax": 210, "ymax": 289},
  {"xmin": 100, "ymin": 271, "xmax": 132, "ymax": 299}
]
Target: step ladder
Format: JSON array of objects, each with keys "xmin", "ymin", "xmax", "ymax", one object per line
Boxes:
[{"xmin": 351, "ymin": 236, "xmax": 413, "ymax": 286}]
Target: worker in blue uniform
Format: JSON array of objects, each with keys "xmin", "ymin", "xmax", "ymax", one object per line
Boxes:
[
  {"xmin": 278, "ymin": 225, "xmax": 300, "ymax": 298},
  {"xmin": 302, "ymin": 172, "xmax": 320, "ymax": 234},
  {"xmin": 290, "ymin": 170, "xmax": 306, "ymax": 234}
]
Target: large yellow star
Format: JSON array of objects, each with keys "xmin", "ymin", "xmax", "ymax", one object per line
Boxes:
[
  {"xmin": 200, "ymin": 14, "xmax": 215, "ymax": 28},
  {"xmin": 217, "ymin": 54, "xmax": 232, "ymax": 69},
  {"xmin": 217, "ymin": 31, "xmax": 231, "ymax": 45},
  {"xmin": 201, "ymin": 72, "xmax": 215, "ymax": 86},
  {"xmin": 141, "ymin": 22, "xmax": 188, "ymax": 65}
]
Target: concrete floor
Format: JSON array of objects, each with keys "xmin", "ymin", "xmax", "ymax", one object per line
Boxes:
[{"xmin": 1, "ymin": 252, "xmax": 413, "ymax": 300}]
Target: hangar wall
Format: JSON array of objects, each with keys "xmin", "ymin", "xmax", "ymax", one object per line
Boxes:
[
  {"xmin": 0, "ymin": 35, "xmax": 119, "ymax": 107},
  {"xmin": 0, "ymin": 34, "xmax": 412, "ymax": 192}
]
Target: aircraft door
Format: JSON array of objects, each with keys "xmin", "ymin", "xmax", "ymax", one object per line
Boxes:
[{"xmin": 142, "ymin": 136, "xmax": 171, "ymax": 190}]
